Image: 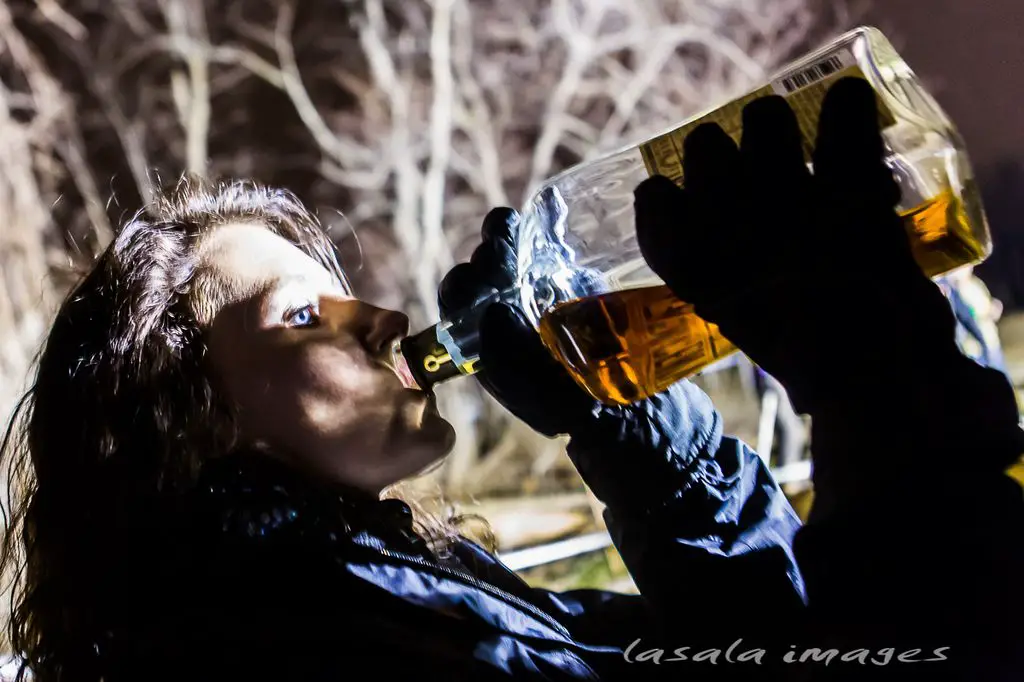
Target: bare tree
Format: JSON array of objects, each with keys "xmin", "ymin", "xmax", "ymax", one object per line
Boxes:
[{"xmin": 0, "ymin": 0, "xmax": 847, "ymax": 503}]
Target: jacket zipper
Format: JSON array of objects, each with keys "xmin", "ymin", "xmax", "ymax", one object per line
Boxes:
[{"xmin": 353, "ymin": 539, "xmax": 574, "ymax": 640}]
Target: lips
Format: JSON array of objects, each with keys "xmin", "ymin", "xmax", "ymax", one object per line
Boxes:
[
  {"xmin": 394, "ymin": 353, "xmax": 419, "ymax": 389},
  {"xmin": 387, "ymin": 341, "xmax": 420, "ymax": 390}
]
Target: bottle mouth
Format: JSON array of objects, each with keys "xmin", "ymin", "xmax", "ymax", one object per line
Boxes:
[
  {"xmin": 389, "ymin": 339, "xmax": 420, "ymax": 390},
  {"xmin": 397, "ymin": 324, "xmax": 464, "ymax": 392}
]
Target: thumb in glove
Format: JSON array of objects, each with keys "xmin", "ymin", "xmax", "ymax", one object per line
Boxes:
[
  {"xmin": 438, "ymin": 206, "xmax": 601, "ymax": 436},
  {"xmin": 476, "ymin": 302, "xmax": 596, "ymax": 438}
]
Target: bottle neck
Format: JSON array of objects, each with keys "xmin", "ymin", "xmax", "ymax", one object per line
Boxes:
[
  {"xmin": 399, "ymin": 325, "xmax": 462, "ymax": 391},
  {"xmin": 400, "ymin": 286, "xmax": 521, "ymax": 392}
]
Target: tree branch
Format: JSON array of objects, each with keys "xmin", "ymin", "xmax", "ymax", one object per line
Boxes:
[
  {"xmin": 161, "ymin": 0, "xmax": 211, "ymax": 176},
  {"xmin": 419, "ymin": 0, "xmax": 456, "ymax": 321},
  {"xmin": 274, "ymin": 1, "xmax": 375, "ymax": 169},
  {"xmin": 451, "ymin": 0, "xmax": 508, "ymax": 207}
]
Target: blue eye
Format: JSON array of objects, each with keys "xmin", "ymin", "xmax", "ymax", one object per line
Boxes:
[{"xmin": 286, "ymin": 305, "xmax": 319, "ymax": 328}]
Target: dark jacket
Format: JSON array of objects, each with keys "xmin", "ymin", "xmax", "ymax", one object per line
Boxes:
[
  {"xmin": 95, "ymin": 400, "xmax": 805, "ymax": 681},
  {"xmin": 95, "ymin": 369, "xmax": 1024, "ymax": 681}
]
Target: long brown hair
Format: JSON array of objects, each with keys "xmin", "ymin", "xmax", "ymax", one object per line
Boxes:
[{"xmin": 0, "ymin": 177, "xmax": 483, "ymax": 681}]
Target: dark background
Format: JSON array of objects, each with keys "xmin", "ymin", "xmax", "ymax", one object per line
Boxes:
[{"xmin": 860, "ymin": 0, "xmax": 1024, "ymax": 308}]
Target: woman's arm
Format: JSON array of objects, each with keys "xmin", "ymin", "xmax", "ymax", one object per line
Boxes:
[
  {"xmin": 633, "ymin": 77, "xmax": 1024, "ymax": 675},
  {"xmin": 469, "ymin": 306, "xmax": 807, "ymax": 641},
  {"xmin": 565, "ymin": 401, "xmax": 806, "ymax": 644}
]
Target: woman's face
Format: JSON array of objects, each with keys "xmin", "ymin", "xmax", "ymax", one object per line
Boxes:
[{"xmin": 197, "ymin": 223, "xmax": 455, "ymax": 493}]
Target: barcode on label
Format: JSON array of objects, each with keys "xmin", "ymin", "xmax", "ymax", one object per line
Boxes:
[{"xmin": 780, "ymin": 55, "xmax": 846, "ymax": 93}]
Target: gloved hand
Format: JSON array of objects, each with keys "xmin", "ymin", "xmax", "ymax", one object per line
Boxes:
[
  {"xmin": 439, "ymin": 209, "xmax": 728, "ymax": 515},
  {"xmin": 635, "ymin": 78, "xmax": 946, "ymax": 407},
  {"xmin": 634, "ymin": 77, "xmax": 1022, "ymax": 472},
  {"xmin": 438, "ymin": 207, "xmax": 591, "ymax": 437}
]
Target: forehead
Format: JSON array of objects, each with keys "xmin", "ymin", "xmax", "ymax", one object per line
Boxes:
[
  {"xmin": 192, "ymin": 223, "xmax": 343, "ymax": 320},
  {"xmin": 197, "ymin": 222, "xmax": 336, "ymax": 290}
]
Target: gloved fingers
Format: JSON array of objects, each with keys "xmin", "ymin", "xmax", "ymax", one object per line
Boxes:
[
  {"xmin": 680, "ymin": 123, "xmax": 744, "ymax": 299},
  {"xmin": 740, "ymin": 95, "xmax": 812, "ymax": 215},
  {"xmin": 480, "ymin": 207, "xmax": 520, "ymax": 250},
  {"xmin": 634, "ymin": 174, "xmax": 685, "ymax": 210},
  {"xmin": 813, "ymin": 77, "xmax": 900, "ymax": 209},
  {"xmin": 473, "ymin": 206, "xmax": 521, "ymax": 291},
  {"xmin": 438, "ymin": 208, "xmax": 521, "ymax": 317},
  {"xmin": 468, "ymin": 236, "xmax": 518, "ymax": 291},
  {"xmin": 634, "ymin": 175, "xmax": 687, "ymax": 258},
  {"xmin": 739, "ymin": 96, "xmax": 814, "ymax": 276},
  {"xmin": 469, "ymin": 208, "xmax": 519, "ymax": 291},
  {"xmin": 633, "ymin": 176, "xmax": 704, "ymax": 303},
  {"xmin": 683, "ymin": 122, "xmax": 740, "ymax": 198},
  {"xmin": 438, "ymin": 263, "xmax": 497, "ymax": 318},
  {"xmin": 479, "ymin": 303, "xmax": 577, "ymax": 389},
  {"xmin": 478, "ymin": 303, "xmax": 593, "ymax": 433},
  {"xmin": 813, "ymin": 77, "xmax": 918, "ymax": 279},
  {"xmin": 740, "ymin": 95, "xmax": 809, "ymax": 184}
]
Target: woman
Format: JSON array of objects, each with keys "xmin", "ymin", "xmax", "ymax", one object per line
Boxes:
[
  {"xmin": 1, "ymin": 176, "xmax": 803, "ymax": 681},
  {"xmin": 9, "ymin": 78, "xmax": 1019, "ymax": 682}
]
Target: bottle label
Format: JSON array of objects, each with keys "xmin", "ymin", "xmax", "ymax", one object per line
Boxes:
[
  {"xmin": 400, "ymin": 326, "xmax": 461, "ymax": 391},
  {"xmin": 770, "ymin": 48, "xmax": 857, "ymax": 96},
  {"xmin": 639, "ymin": 49, "xmax": 897, "ymax": 183}
]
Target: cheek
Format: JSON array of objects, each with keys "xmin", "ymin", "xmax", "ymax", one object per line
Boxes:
[
  {"xmin": 274, "ymin": 344, "xmax": 394, "ymax": 434},
  {"xmin": 297, "ymin": 344, "xmax": 382, "ymax": 399}
]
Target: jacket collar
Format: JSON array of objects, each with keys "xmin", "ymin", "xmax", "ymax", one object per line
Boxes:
[{"xmin": 196, "ymin": 452, "xmax": 419, "ymax": 540}]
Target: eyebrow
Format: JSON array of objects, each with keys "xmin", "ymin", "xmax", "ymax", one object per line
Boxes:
[
  {"xmin": 267, "ymin": 272, "xmax": 334, "ymax": 296},
  {"xmin": 262, "ymin": 273, "xmax": 352, "ymax": 311}
]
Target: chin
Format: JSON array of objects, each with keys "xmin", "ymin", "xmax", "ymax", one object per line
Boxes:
[
  {"xmin": 379, "ymin": 423, "xmax": 454, "ymax": 487},
  {"xmin": 397, "ymin": 390, "xmax": 454, "ymax": 445},
  {"xmin": 402, "ymin": 408, "xmax": 455, "ymax": 457},
  {"xmin": 425, "ymin": 413, "xmax": 457, "ymax": 453}
]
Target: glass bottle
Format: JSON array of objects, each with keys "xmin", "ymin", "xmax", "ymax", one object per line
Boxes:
[{"xmin": 400, "ymin": 25, "xmax": 991, "ymax": 405}]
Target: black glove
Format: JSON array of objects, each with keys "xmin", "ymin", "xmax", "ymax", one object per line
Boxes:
[
  {"xmin": 439, "ymin": 209, "xmax": 729, "ymax": 514},
  {"xmin": 634, "ymin": 76, "xmax": 1022, "ymax": 472},
  {"xmin": 438, "ymin": 208, "xmax": 592, "ymax": 437}
]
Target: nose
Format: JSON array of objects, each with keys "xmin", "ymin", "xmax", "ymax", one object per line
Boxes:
[
  {"xmin": 320, "ymin": 296, "xmax": 410, "ymax": 355},
  {"xmin": 361, "ymin": 305, "xmax": 410, "ymax": 355}
]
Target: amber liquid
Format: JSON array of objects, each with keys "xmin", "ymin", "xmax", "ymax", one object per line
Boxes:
[{"xmin": 538, "ymin": 189, "xmax": 986, "ymax": 405}]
